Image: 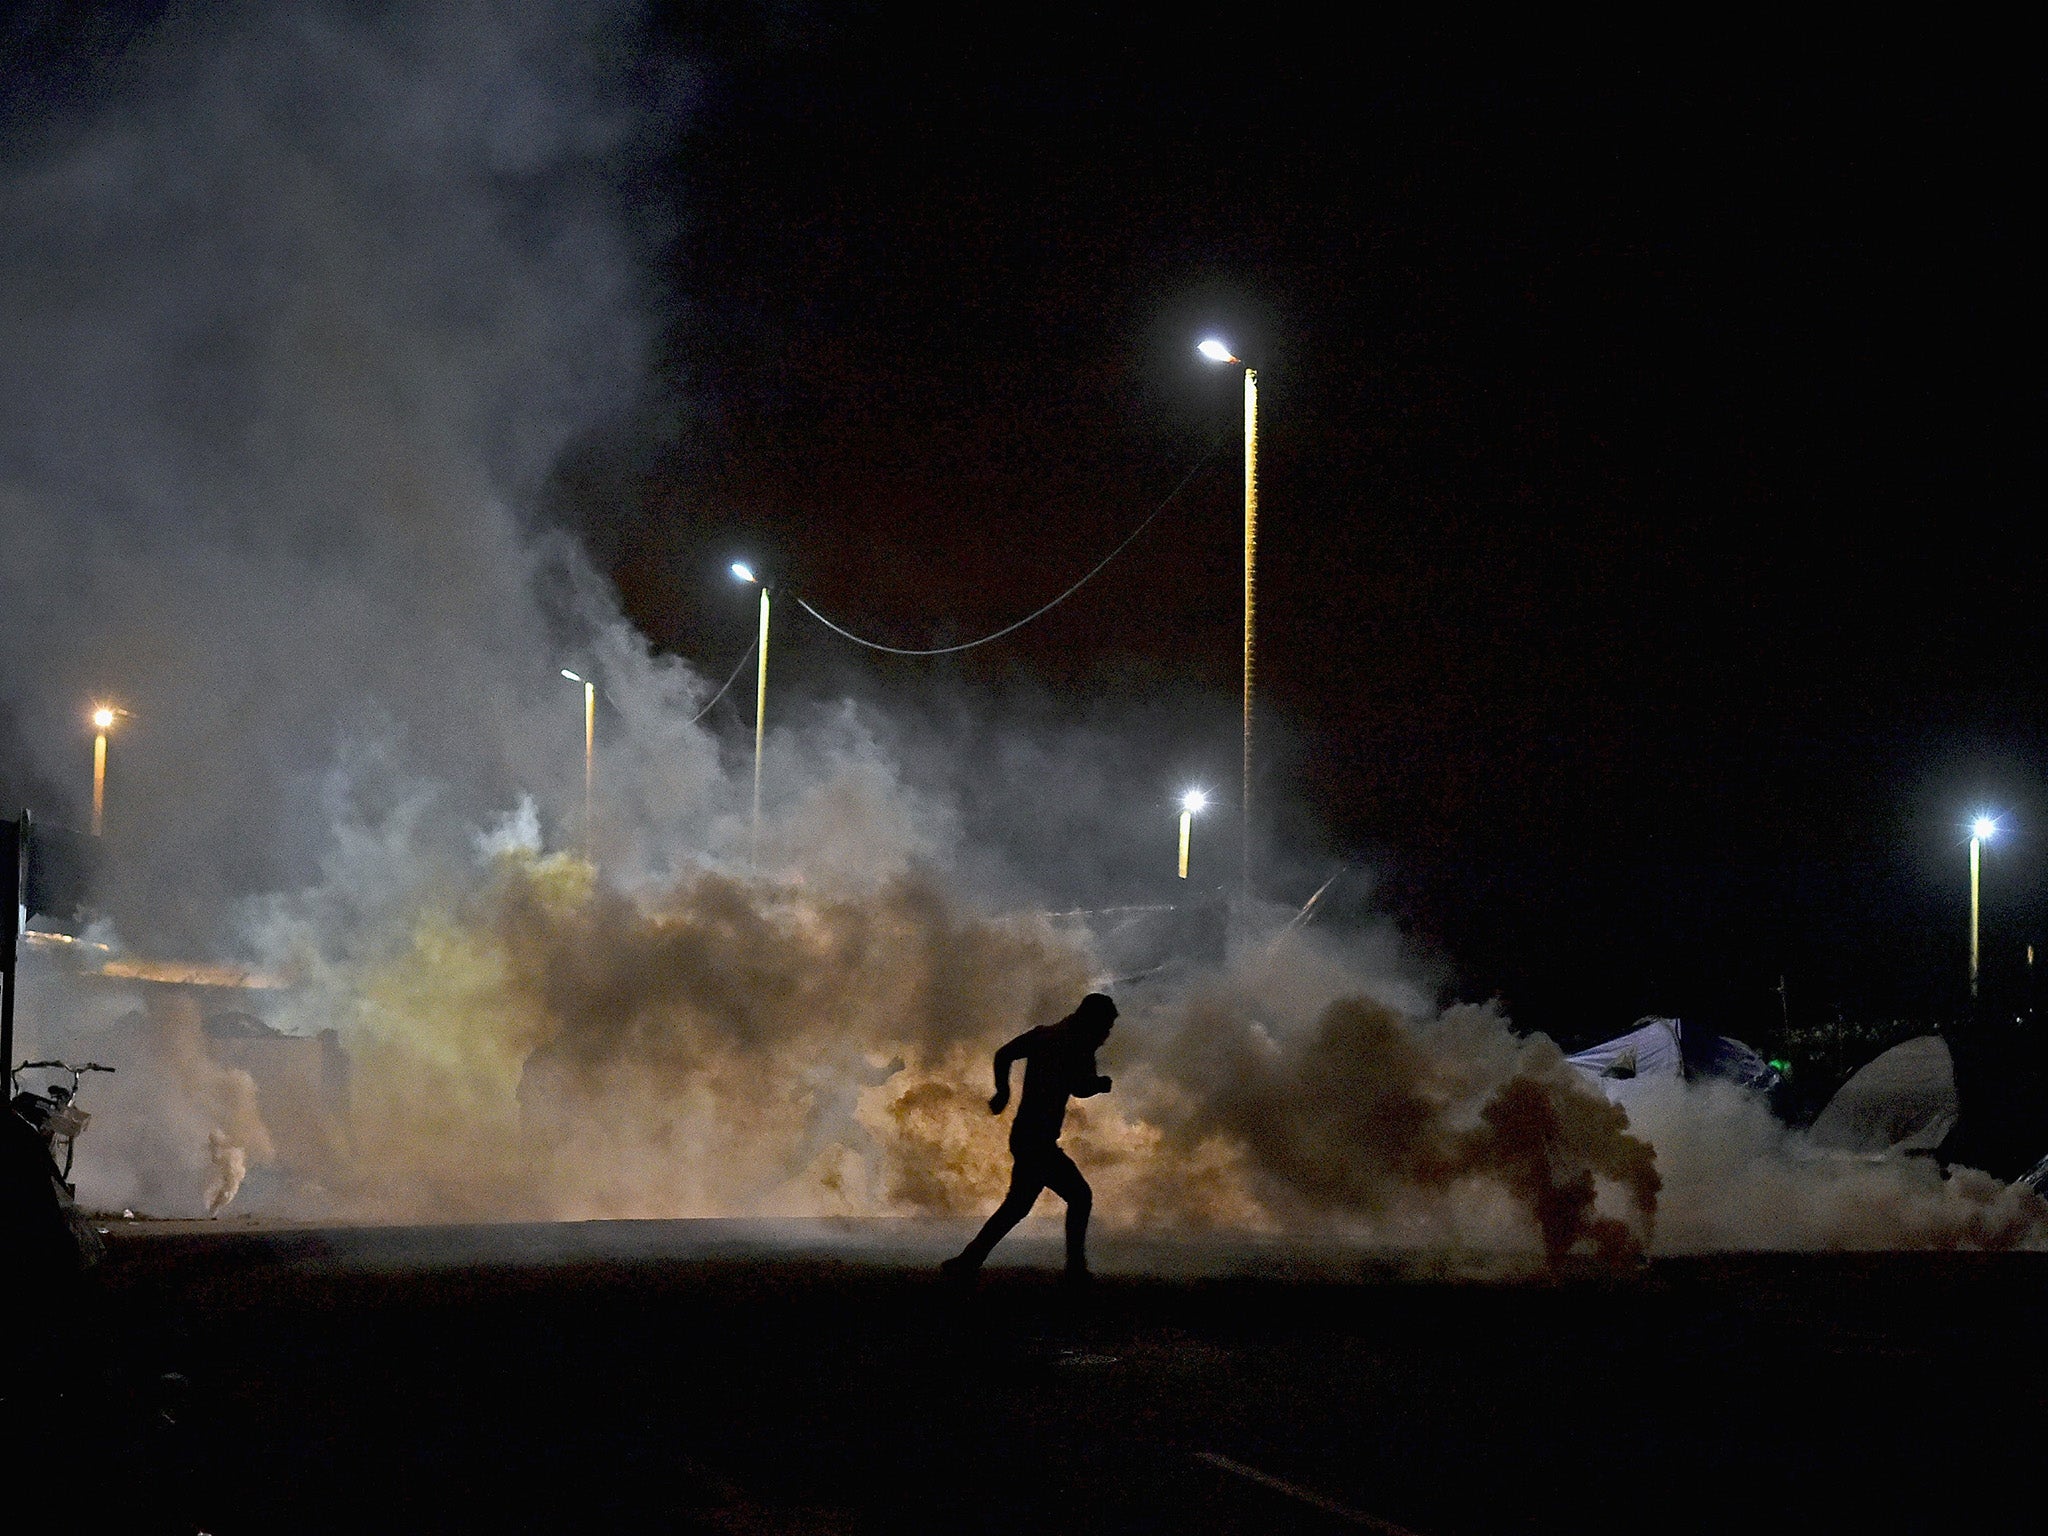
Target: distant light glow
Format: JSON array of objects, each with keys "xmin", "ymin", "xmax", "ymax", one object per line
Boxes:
[
  {"xmin": 1197, "ymin": 338, "xmax": 1237, "ymax": 363},
  {"xmin": 1181, "ymin": 790, "xmax": 1208, "ymax": 814},
  {"xmin": 560, "ymin": 669, "xmax": 583, "ymax": 684},
  {"xmin": 1972, "ymin": 815, "xmax": 1998, "ymax": 841},
  {"xmin": 91, "ymin": 707, "xmax": 115, "ymax": 731},
  {"xmin": 730, "ymin": 562, "xmax": 757, "ymax": 584}
]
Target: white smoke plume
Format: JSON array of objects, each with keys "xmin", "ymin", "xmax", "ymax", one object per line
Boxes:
[
  {"xmin": 0, "ymin": 0, "xmax": 676, "ymax": 946},
  {"xmin": 204, "ymin": 1129, "xmax": 249, "ymax": 1215},
  {"xmin": 4, "ymin": 3, "xmax": 2043, "ymax": 1258},
  {"xmin": 1615, "ymin": 1077, "xmax": 2047, "ymax": 1252}
]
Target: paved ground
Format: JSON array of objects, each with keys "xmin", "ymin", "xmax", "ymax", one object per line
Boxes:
[{"xmin": 8, "ymin": 1220, "xmax": 2044, "ymax": 1533}]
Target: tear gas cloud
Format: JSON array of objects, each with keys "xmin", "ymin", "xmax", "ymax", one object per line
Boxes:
[{"xmin": 4, "ymin": 2, "xmax": 2043, "ymax": 1263}]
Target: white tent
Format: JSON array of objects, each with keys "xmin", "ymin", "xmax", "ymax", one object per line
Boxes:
[
  {"xmin": 1566, "ymin": 1016, "xmax": 1781, "ymax": 1108},
  {"xmin": 1566, "ymin": 1017, "xmax": 1685, "ymax": 1088},
  {"xmin": 1808, "ymin": 1035, "xmax": 1958, "ymax": 1155}
]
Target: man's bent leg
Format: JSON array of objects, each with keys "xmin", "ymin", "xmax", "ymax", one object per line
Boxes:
[
  {"xmin": 1042, "ymin": 1149, "xmax": 1093, "ymax": 1276},
  {"xmin": 951, "ymin": 1152, "xmax": 1050, "ymax": 1270}
]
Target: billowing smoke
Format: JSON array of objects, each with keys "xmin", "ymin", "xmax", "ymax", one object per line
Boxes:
[
  {"xmin": 1616, "ymin": 1077, "xmax": 2047, "ymax": 1252},
  {"xmin": 237, "ymin": 846, "xmax": 1663, "ymax": 1264},
  {"xmin": 5, "ymin": 4, "xmax": 2044, "ymax": 1261},
  {"xmin": 0, "ymin": 0, "xmax": 675, "ymax": 946}
]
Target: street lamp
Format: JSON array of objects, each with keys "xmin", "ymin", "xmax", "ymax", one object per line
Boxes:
[
  {"xmin": 1969, "ymin": 814, "xmax": 1998, "ymax": 1001},
  {"xmin": 1199, "ymin": 337, "xmax": 1259, "ymax": 902},
  {"xmin": 88, "ymin": 703, "xmax": 129, "ymax": 836},
  {"xmin": 732, "ymin": 563, "xmax": 770, "ymax": 866},
  {"xmin": 1177, "ymin": 790, "xmax": 1208, "ymax": 881},
  {"xmin": 561, "ymin": 670, "xmax": 594, "ymax": 853}
]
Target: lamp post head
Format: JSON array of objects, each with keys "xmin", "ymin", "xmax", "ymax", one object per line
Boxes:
[
  {"xmin": 730, "ymin": 562, "xmax": 758, "ymax": 585},
  {"xmin": 560, "ymin": 669, "xmax": 584, "ymax": 685},
  {"xmin": 91, "ymin": 706, "xmax": 116, "ymax": 731},
  {"xmin": 1197, "ymin": 338, "xmax": 1239, "ymax": 364},
  {"xmin": 1972, "ymin": 815, "xmax": 1998, "ymax": 842},
  {"xmin": 1181, "ymin": 790, "xmax": 1209, "ymax": 815}
]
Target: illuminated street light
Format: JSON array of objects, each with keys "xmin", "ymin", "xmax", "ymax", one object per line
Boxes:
[
  {"xmin": 88, "ymin": 703, "xmax": 129, "ymax": 836},
  {"xmin": 561, "ymin": 670, "xmax": 595, "ymax": 853},
  {"xmin": 1177, "ymin": 789, "xmax": 1208, "ymax": 881},
  {"xmin": 732, "ymin": 562, "xmax": 771, "ymax": 866},
  {"xmin": 1969, "ymin": 814, "xmax": 1999, "ymax": 1002},
  {"xmin": 1199, "ymin": 336, "xmax": 1259, "ymax": 902}
]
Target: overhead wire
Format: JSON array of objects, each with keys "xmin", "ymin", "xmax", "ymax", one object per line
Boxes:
[
  {"xmin": 793, "ymin": 438, "xmax": 1227, "ymax": 657},
  {"xmin": 688, "ymin": 636, "xmax": 758, "ymax": 725}
]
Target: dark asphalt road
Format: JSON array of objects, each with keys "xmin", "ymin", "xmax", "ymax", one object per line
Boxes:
[{"xmin": 9, "ymin": 1221, "xmax": 2043, "ymax": 1533}]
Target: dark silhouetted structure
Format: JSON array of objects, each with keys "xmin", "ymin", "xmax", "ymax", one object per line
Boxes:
[{"xmin": 943, "ymin": 993, "xmax": 1116, "ymax": 1282}]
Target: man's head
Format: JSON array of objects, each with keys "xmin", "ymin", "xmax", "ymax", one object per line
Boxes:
[{"xmin": 1074, "ymin": 992, "xmax": 1118, "ymax": 1045}]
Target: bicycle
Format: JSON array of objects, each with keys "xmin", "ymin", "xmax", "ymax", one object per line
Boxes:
[{"xmin": 10, "ymin": 1059, "xmax": 117, "ymax": 1267}]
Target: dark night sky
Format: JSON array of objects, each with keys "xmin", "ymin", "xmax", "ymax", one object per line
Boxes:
[{"xmin": 599, "ymin": 16, "xmax": 2044, "ymax": 1043}]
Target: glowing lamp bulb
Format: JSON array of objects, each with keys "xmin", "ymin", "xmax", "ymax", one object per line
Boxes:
[
  {"xmin": 91, "ymin": 707, "xmax": 115, "ymax": 731},
  {"xmin": 730, "ymin": 562, "xmax": 757, "ymax": 584},
  {"xmin": 1181, "ymin": 790, "xmax": 1208, "ymax": 815},
  {"xmin": 1197, "ymin": 338, "xmax": 1236, "ymax": 364},
  {"xmin": 1973, "ymin": 816, "xmax": 1997, "ymax": 841},
  {"xmin": 560, "ymin": 669, "xmax": 583, "ymax": 684}
]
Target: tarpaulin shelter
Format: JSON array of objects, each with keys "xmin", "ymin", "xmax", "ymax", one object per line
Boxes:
[
  {"xmin": 1808, "ymin": 1035, "xmax": 1957, "ymax": 1155},
  {"xmin": 1810, "ymin": 1022, "xmax": 2048, "ymax": 1182},
  {"xmin": 1566, "ymin": 1016, "xmax": 1781, "ymax": 1107}
]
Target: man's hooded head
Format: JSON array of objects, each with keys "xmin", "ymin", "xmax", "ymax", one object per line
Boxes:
[{"xmin": 1073, "ymin": 992, "xmax": 1118, "ymax": 1046}]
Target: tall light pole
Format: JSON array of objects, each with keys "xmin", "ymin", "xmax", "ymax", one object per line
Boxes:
[
  {"xmin": 732, "ymin": 563, "xmax": 770, "ymax": 866},
  {"xmin": 561, "ymin": 670, "xmax": 595, "ymax": 853},
  {"xmin": 1200, "ymin": 337, "xmax": 1258, "ymax": 902},
  {"xmin": 1177, "ymin": 789, "xmax": 1208, "ymax": 881},
  {"xmin": 1970, "ymin": 814, "xmax": 1997, "ymax": 1002},
  {"xmin": 89, "ymin": 704, "xmax": 128, "ymax": 837}
]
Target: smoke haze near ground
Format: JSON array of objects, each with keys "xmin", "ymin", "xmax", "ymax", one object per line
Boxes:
[{"xmin": 5, "ymin": 3, "xmax": 2046, "ymax": 1262}]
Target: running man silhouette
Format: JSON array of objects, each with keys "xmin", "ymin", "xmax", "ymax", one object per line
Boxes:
[{"xmin": 941, "ymin": 992, "xmax": 1117, "ymax": 1283}]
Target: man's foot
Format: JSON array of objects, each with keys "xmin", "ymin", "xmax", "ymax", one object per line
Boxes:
[
  {"xmin": 938, "ymin": 1255, "xmax": 978, "ymax": 1285},
  {"xmin": 1060, "ymin": 1265, "xmax": 1093, "ymax": 1288}
]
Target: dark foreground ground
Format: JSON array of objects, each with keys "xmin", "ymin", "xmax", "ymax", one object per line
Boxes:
[{"xmin": 7, "ymin": 1220, "xmax": 2044, "ymax": 1534}]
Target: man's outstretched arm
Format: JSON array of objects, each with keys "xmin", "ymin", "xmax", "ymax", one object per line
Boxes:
[{"xmin": 988, "ymin": 1030, "xmax": 1036, "ymax": 1114}]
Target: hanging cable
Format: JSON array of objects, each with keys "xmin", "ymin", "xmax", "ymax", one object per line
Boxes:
[
  {"xmin": 794, "ymin": 440, "xmax": 1226, "ymax": 657},
  {"xmin": 689, "ymin": 636, "xmax": 758, "ymax": 725}
]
